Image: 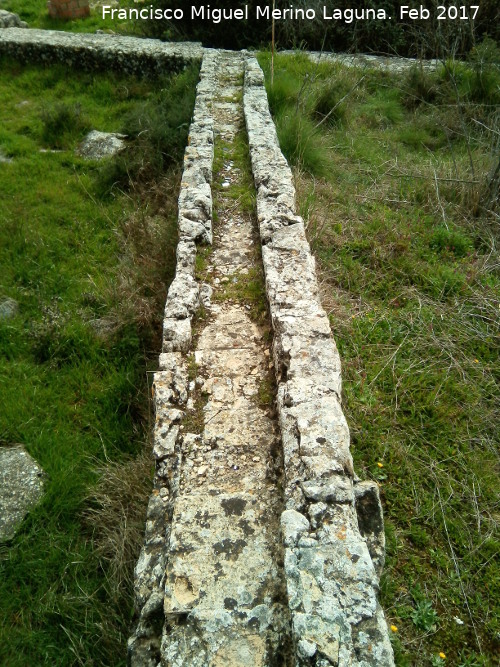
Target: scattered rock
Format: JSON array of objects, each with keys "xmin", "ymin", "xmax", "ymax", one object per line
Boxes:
[
  {"xmin": 0, "ymin": 446, "xmax": 45, "ymax": 542},
  {"xmin": 77, "ymin": 130, "xmax": 127, "ymax": 160},
  {"xmin": 0, "ymin": 149, "xmax": 13, "ymax": 164},
  {"xmin": 0, "ymin": 298, "xmax": 18, "ymax": 320},
  {"xmin": 0, "ymin": 10, "xmax": 28, "ymax": 29}
]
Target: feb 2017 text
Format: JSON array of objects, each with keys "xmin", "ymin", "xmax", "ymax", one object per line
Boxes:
[{"xmin": 101, "ymin": 5, "xmax": 481, "ymax": 24}]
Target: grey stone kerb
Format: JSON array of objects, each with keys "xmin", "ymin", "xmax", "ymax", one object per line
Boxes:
[
  {"xmin": 244, "ymin": 56, "xmax": 395, "ymax": 665},
  {"xmin": 127, "ymin": 50, "xmax": 217, "ymax": 666},
  {"xmin": 0, "ymin": 28, "xmax": 203, "ymax": 75}
]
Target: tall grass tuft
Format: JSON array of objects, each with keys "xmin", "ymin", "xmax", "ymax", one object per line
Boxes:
[{"xmin": 276, "ymin": 109, "xmax": 328, "ymax": 177}]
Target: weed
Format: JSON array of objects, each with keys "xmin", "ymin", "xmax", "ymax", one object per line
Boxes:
[
  {"xmin": 410, "ymin": 599, "xmax": 438, "ymax": 632},
  {"xmin": 97, "ymin": 63, "xmax": 199, "ymax": 194},
  {"xmin": 430, "ymin": 656, "xmax": 446, "ymax": 667},
  {"xmin": 429, "ymin": 226, "xmax": 472, "ymax": 257},
  {"xmin": 403, "ymin": 65, "xmax": 439, "ymax": 108},
  {"xmin": 257, "ymin": 375, "xmax": 275, "ymax": 410},
  {"xmin": 312, "ymin": 79, "xmax": 349, "ymax": 127},
  {"xmin": 83, "ymin": 450, "xmax": 154, "ymax": 599},
  {"xmin": 357, "ymin": 90, "xmax": 404, "ymax": 128},
  {"xmin": 275, "ymin": 109, "xmax": 328, "ymax": 177}
]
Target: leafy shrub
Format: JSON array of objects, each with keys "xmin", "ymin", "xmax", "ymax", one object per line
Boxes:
[{"xmin": 40, "ymin": 102, "xmax": 89, "ymax": 149}]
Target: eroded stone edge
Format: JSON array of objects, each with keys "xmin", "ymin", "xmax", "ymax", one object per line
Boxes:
[
  {"xmin": 0, "ymin": 28, "xmax": 203, "ymax": 75},
  {"xmin": 243, "ymin": 55, "xmax": 394, "ymax": 666},
  {"xmin": 127, "ymin": 50, "xmax": 217, "ymax": 667}
]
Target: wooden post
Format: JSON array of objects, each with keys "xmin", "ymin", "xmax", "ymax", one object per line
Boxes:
[{"xmin": 271, "ymin": 0, "xmax": 275, "ymax": 86}]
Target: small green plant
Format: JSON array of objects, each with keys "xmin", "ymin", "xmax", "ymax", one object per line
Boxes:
[
  {"xmin": 410, "ymin": 599, "xmax": 438, "ymax": 632},
  {"xmin": 430, "ymin": 226, "xmax": 472, "ymax": 257},
  {"xmin": 457, "ymin": 650, "xmax": 483, "ymax": 667},
  {"xmin": 430, "ymin": 656, "xmax": 446, "ymax": 667}
]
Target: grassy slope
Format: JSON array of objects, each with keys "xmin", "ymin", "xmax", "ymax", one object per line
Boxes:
[
  {"xmin": 258, "ymin": 51, "xmax": 499, "ymax": 667},
  {"xmin": 0, "ymin": 60, "xmax": 196, "ymax": 665}
]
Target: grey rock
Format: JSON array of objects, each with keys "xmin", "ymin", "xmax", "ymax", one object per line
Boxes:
[
  {"xmin": 199, "ymin": 282, "xmax": 212, "ymax": 309},
  {"xmin": 77, "ymin": 130, "xmax": 126, "ymax": 160},
  {"xmin": 0, "ymin": 298, "xmax": 18, "ymax": 320},
  {"xmin": 0, "ymin": 10, "xmax": 28, "ymax": 29},
  {"xmin": 0, "ymin": 148, "xmax": 13, "ymax": 163},
  {"xmin": 281, "ymin": 509, "xmax": 310, "ymax": 547},
  {"xmin": 129, "ymin": 49, "xmax": 217, "ymax": 667},
  {"xmin": 244, "ymin": 54, "xmax": 394, "ymax": 665},
  {"xmin": 0, "ymin": 446, "xmax": 45, "ymax": 542}
]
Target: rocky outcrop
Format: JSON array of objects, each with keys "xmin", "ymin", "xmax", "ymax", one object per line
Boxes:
[{"xmin": 244, "ymin": 56, "xmax": 394, "ymax": 666}]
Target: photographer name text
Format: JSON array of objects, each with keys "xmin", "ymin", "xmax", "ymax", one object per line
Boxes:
[{"xmin": 102, "ymin": 4, "xmax": 480, "ymax": 24}]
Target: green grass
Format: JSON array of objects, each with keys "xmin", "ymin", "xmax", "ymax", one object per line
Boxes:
[
  {"xmin": 0, "ymin": 59, "xmax": 197, "ymax": 666},
  {"xmin": 2, "ymin": 0, "xmax": 137, "ymax": 33},
  {"xmin": 260, "ymin": 51, "xmax": 499, "ymax": 667}
]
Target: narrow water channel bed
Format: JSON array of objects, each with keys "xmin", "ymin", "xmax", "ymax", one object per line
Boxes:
[{"xmin": 0, "ymin": 59, "xmax": 198, "ymax": 666}]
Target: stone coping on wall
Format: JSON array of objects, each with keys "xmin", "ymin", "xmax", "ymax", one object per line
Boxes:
[
  {"xmin": 244, "ymin": 55, "xmax": 395, "ymax": 665},
  {"xmin": 280, "ymin": 49, "xmax": 441, "ymax": 72},
  {"xmin": 0, "ymin": 27, "xmax": 203, "ymax": 74}
]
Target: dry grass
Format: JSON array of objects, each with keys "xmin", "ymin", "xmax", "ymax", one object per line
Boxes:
[{"xmin": 83, "ymin": 448, "xmax": 154, "ymax": 600}]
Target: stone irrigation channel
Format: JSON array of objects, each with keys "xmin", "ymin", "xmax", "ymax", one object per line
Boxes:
[
  {"xmin": 0, "ymin": 25, "xmax": 394, "ymax": 665},
  {"xmin": 128, "ymin": 50, "xmax": 394, "ymax": 667}
]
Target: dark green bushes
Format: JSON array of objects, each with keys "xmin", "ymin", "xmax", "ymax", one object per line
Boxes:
[
  {"xmin": 145, "ymin": 0, "xmax": 499, "ymax": 57},
  {"xmin": 40, "ymin": 102, "xmax": 89, "ymax": 149},
  {"xmin": 97, "ymin": 63, "xmax": 199, "ymax": 194}
]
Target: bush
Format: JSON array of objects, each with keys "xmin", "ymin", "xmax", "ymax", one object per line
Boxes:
[
  {"xmin": 430, "ymin": 226, "xmax": 472, "ymax": 257},
  {"xmin": 40, "ymin": 102, "xmax": 89, "ymax": 150},
  {"xmin": 403, "ymin": 65, "xmax": 439, "ymax": 108},
  {"xmin": 97, "ymin": 63, "xmax": 199, "ymax": 194}
]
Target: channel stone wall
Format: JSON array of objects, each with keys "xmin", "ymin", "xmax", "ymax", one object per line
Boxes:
[
  {"xmin": 127, "ymin": 50, "xmax": 217, "ymax": 665},
  {"xmin": 244, "ymin": 56, "xmax": 394, "ymax": 666},
  {"xmin": 0, "ymin": 28, "xmax": 202, "ymax": 75}
]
